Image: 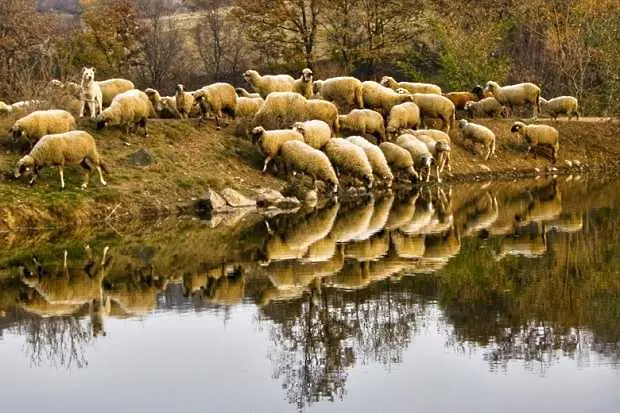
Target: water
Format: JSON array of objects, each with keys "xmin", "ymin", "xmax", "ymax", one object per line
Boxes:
[{"xmin": 0, "ymin": 175, "xmax": 618, "ymax": 412}]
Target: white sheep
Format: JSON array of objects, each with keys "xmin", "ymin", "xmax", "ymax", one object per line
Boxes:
[
  {"xmin": 539, "ymin": 96, "xmax": 579, "ymax": 120},
  {"xmin": 252, "ymin": 91, "xmax": 308, "ymax": 130},
  {"xmin": 235, "ymin": 87, "xmax": 261, "ymax": 98},
  {"xmin": 414, "ymin": 133, "xmax": 451, "ymax": 182},
  {"xmin": 292, "ymin": 120, "xmax": 332, "ymax": 149},
  {"xmin": 251, "ymin": 126, "xmax": 304, "ymax": 173},
  {"xmin": 386, "ymin": 102, "xmax": 421, "ymax": 136},
  {"xmin": 306, "ymin": 99, "xmax": 340, "ymax": 132},
  {"xmin": 483, "ymin": 81, "xmax": 540, "ymax": 117},
  {"xmin": 396, "ymin": 134, "xmax": 434, "ymax": 182},
  {"xmin": 0, "ymin": 99, "xmax": 41, "ymax": 115},
  {"xmin": 293, "ymin": 68, "xmax": 314, "ymax": 99},
  {"xmin": 407, "ymin": 129, "xmax": 452, "ymax": 173},
  {"xmin": 96, "ymin": 89, "xmax": 155, "ymax": 137},
  {"xmin": 280, "ymin": 140, "xmax": 339, "ymax": 193},
  {"xmin": 97, "ymin": 78, "xmax": 135, "ymax": 107},
  {"xmin": 9, "ymin": 109, "xmax": 76, "ymax": 149},
  {"xmin": 312, "ymin": 77, "xmax": 364, "ymax": 111},
  {"xmin": 324, "ymin": 138, "xmax": 374, "ymax": 188},
  {"xmin": 234, "ymin": 96, "xmax": 264, "ymax": 137},
  {"xmin": 144, "ymin": 88, "xmax": 180, "ymax": 118},
  {"xmin": 192, "ymin": 82, "xmax": 237, "ymax": 127},
  {"xmin": 243, "ymin": 69, "xmax": 295, "ymax": 98},
  {"xmin": 457, "ymin": 119, "xmax": 496, "ymax": 160},
  {"xmin": 175, "ymin": 84, "xmax": 196, "ymax": 119},
  {"xmin": 398, "ymin": 90, "xmax": 455, "ymax": 134},
  {"xmin": 379, "ymin": 142, "xmax": 419, "ymax": 181},
  {"xmin": 14, "ymin": 130, "xmax": 107, "ymax": 189},
  {"xmin": 510, "ymin": 121, "xmax": 560, "ymax": 162},
  {"xmin": 464, "ymin": 97, "xmax": 506, "ymax": 119},
  {"xmin": 79, "ymin": 67, "xmax": 103, "ymax": 119},
  {"xmin": 338, "ymin": 109, "xmax": 386, "ymax": 143},
  {"xmin": 346, "ymin": 136, "xmax": 394, "ymax": 186},
  {"xmin": 380, "ymin": 76, "xmax": 442, "ymax": 95},
  {"xmin": 361, "ymin": 81, "xmax": 415, "ymax": 117}
]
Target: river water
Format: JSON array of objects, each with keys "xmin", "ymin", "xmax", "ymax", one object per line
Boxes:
[{"xmin": 0, "ymin": 175, "xmax": 618, "ymax": 412}]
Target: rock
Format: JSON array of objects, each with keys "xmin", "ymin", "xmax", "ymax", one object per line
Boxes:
[
  {"xmin": 255, "ymin": 188, "xmax": 286, "ymax": 207},
  {"xmin": 564, "ymin": 160, "xmax": 573, "ymax": 167},
  {"xmin": 194, "ymin": 188, "xmax": 228, "ymax": 215},
  {"xmin": 127, "ymin": 148, "xmax": 154, "ymax": 166},
  {"xmin": 220, "ymin": 188, "xmax": 256, "ymax": 208}
]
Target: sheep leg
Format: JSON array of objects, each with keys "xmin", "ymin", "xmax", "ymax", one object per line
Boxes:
[
  {"xmin": 139, "ymin": 118, "xmax": 149, "ymax": 137},
  {"xmin": 59, "ymin": 166, "xmax": 65, "ymax": 189},
  {"xmin": 262, "ymin": 157, "xmax": 272, "ymax": 174},
  {"xmin": 436, "ymin": 164, "xmax": 441, "ymax": 183},
  {"xmin": 80, "ymin": 159, "xmax": 92, "ymax": 189}
]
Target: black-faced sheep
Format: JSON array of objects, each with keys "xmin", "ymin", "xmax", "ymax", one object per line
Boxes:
[
  {"xmin": 293, "ymin": 68, "xmax": 314, "ymax": 99},
  {"xmin": 9, "ymin": 109, "xmax": 76, "ymax": 149},
  {"xmin": 346, "ymin": 136, "xmax": 394, "ymax": 187},
  {"xmin": 252, "ymin": 91, "xmax": 308, "ymax": 130},
  {"xmin": 457, "ymin": 119, "xmax": 496, "ymax": 160},
  {"xmin": 539, "ymin": 96, "xmax": 579, "ymax": 120},
  {"xmin": 96, "ymin": 89, "xmax": 155, "ymax": 137},
  {"xmin": 144, "ymin": 88, "xmax": 180, "ymax": 118},
  {"xmin": 14, "ymin": 130, "xmax": 107, "ymax": 189},
  {"xmin": 338, "ymin": 109, "xmax": 386, "ymax": 143},
  {"xmin": 396, "ymin": 134, "xmax": 434, "ymax": 182},
  {"xmin": 387, "ymin": 102, "xmax": 421, "ymax": 137},
  {"xmin": 192, "ymin": 83, "xmax": 237, "ymax": 127},
  {"xmin": 324, "ymin": 138, "xmax": 374, "ymax": 189},
  {"xmin": 280, "ymin": 140, "xmax": 339, "ymax": 193},
  {"xmin": 79, "ymin": 67, "xmax": 103, "ymax": 119},
  {"xmin": 464, "ymin": 97, "xmax": 506, "ymax": 119},
  {"xmin": 379, "ymin": 142, "xmax": 419, "ymax": 181},
  {"xmin": 243, "ymin": 69, "xmax": 295, "ymax": 98},
  {"xmin": 293, "ymin": 120, "xmax": 332, "ymax": 149},
  {"xmin": 313, "ymin": 77, "xmax": 364, "ymax": 112},
  {"xmin": 251, "ymin": 126, "xmax": 304, "ymax": 173},
  {"xmin": 380, "ymin": 76, "xmax": 442, "ymax": 95},
  {"xmin": 398, "ymin": 90, "xmax": 456, "ymax": 134},
  {"xmin": 510, "ymin": 121, "xmax": 559, "ymax": 162},
  {"xmin": 362, "ymin": 81, "xmax": 415, "ymax": 118},
  {"xmin": 306, "ymin": 99, "xmax": 340, "ymax": 132},
  {"xmin": 483, "ymin": 81, "xmax": 541, "ymax": 118}
]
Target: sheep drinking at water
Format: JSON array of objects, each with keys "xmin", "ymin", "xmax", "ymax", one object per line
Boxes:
[{"xmin": 510, "ymin": 121, "xmax": 560, "ymax": 162}]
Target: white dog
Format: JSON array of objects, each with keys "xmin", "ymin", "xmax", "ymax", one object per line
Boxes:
[{"xmin": 79, "ymin": 67, "xmax": 103, "ymax": 118}]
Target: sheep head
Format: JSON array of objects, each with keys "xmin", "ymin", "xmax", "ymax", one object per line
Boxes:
[
  {"xmin": 292, "ymin": 122, "xmax": 305, "ymax": 135},
  {"xmin": 471, "ymin": 85, "xmax": 484, "ymax": 99},
  {"xmin": 457, "ymin": 119, "xmax": 469, "ymax": 129},
  {"xmin": 301, "ymin": 68, "xmax": 313, "ymax": 82},
  {"xmin": 484, "ymin": 81, "xmax": 499, "ymax": 95},
  {"xmin": 243, "ymin": 70, "xmax": 259, "ymax": 84},
  {"xmin": 251, "ymin": 126, "xmax": 265, "ymax": 144},
  {"xmin": 380, "ymin": 76, "xmax": 396, "ymax": 88},
  {"xmin": 9, "ymin": 125, "xmax": 24, "ymax": 140},
  {"xmin": 395, "ymin": 88, "xmax": 409, "ymax": 95},
  {"xmin": 463, "ymin": 101, "xmax": 475, "ymax": 111},
  {"xmin": 510, "ymin": 121, "xmax": 526, "ymax": 133},
  {"xmin": 14, "ymin": 155, "xmax": 35, "ymax": 178}
]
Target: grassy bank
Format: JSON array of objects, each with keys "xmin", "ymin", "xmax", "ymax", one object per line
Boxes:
[{"xmin": 0, "ymin": 116, "xmax": 619, "ymax": 232}]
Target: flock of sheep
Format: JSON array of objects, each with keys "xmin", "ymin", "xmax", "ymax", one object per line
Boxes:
[{"xmin": 1, "ymin": 66, "xmax": 580, "ymax": 192}]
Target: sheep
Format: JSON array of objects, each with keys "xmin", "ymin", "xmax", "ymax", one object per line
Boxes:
[
  {"xmin": 386, "ymin": 101, "xmax": 421, "ymax": 137},
  {"xmin": 192, "ymin": 82, "xmax": 237, "ymax": 127},
  {"xmin": 9, "ymin": 109, "xmax": 76, "ymax": 149},
  {"xmin": 251, "ymin": 126, "xmax": 304, "ymax": 173},
  {"xmin": 483, "ymin": 81, "xmax": 541, "ymax": 117},
  {"xmin": 48, "ymin": 79, "xmax": 81, "ymax": 99},
  {"xmin": 175, "ymin": 84, "xmax": 196, "ymax": 119},
  {"xmin": 510, "ymin": 121, "xmax": 559, "ymax": 162},
  {"xmin": 0, "ymin": 100, "xmax": 41, "ymax": 115},
  {"xmin": 471, "ymin": 84, "xmax": 493, "ymax": 100},
  {"xmin": 464, "ymin": 97, "xmax": 505, "ymax": 119},
  {"xmin": 457, "ymin": 119, "xmax": 496, "ymax": 160},
  {"xmin": 312, "ymin": 76, "xmax": 363, "ymax": 112},
  {"xmin": 144, "ymin": 88, "xmax": 180, "ymax": 118},
  {"xmin": 234, "ymin": 96, "xmax": 264, "ymax": 136},
  {"xmin": 97, "ymin": 78, "xmax": 135, "ymax": 107},
  {"xmin": 413, "ymin": 133, "xmax": 451, "ymax": 182},
  {"xmin": 539, "ymin": 96, "xmax": 580, "ymax": 120},
  {"xmin": 362, "ymin": 81, "xmax": 415, "ymax": 118},
  {"xmin": 398, "ymin": 90, "xmax": 456, "ymax": 134},
  {"xmin": 443, "ymin": 91, "xmax": 478, "ymax": 110},
  {"xmin": 379, "ymin": 142, "xmax": 419, "ymax": 181},
  {"xmin": 395, "ymin": 133, "xmax": 434, "ymax": 182},
  {"xmin": 380, "ymin": 76, "xmax": 442, "ymax": 95},
  {"xmin": 346, "ymin": 136, "xmax": 393, "ymax": 186},
  {"xmin": 96, "ymin": 89, "xmax": 154, "ymax": 137},
  {"xmin": 252, "ymin": 91, "xmax": 308, "ymax": 130},
  {"xmin": 280, "ymin": 140, "xmax": 339, "ymax": 193},
  {"xmin": 306, "ymin": 99, "xmax": 340, "ymax": 132},
  {"xmin": 292, "ymin": 120, "xmax": 332, "ymax": 149},
  {"xmin": 13, "ymin": 130, "xmax": 107, "ymax": 189},
  {"xmin": 407, "ymin": 129, "xmax": 452, "ymax": 173},
  {"xmin": 235, "ymin": 87, "xmax": 261, "ymax": 98},
  {"xmin": 324, "ymin": 138, "xmax": 374, "ymax": 188},
  {"xmin": 243, "ymin": 69, "xmax": 295, "ymax": 98},
  {"xmin": 338, "ymin": 109, "xmax": 386, "ymax": 143},
  {"xmin": 293, "ymin": 68, "xmax": 314, "ymax": 98},
  {"xmin": 79, "ymin": 67, "xmax": 103, "ymax": 119}
]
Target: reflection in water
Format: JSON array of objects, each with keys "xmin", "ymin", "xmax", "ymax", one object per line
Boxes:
[{"xmin": 0, "ymin": 176, "xmax": 618, "ymax": 409}]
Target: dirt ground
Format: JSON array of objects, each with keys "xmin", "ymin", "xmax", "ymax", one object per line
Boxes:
[{"xmin": 0, "ymin": 115, "xmax": 618, "ymax": 232}]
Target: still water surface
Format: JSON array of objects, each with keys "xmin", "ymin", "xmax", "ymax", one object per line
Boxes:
[{"xmin": 0, "ymin": 176, "xmax": 618, "ymax": 412}]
